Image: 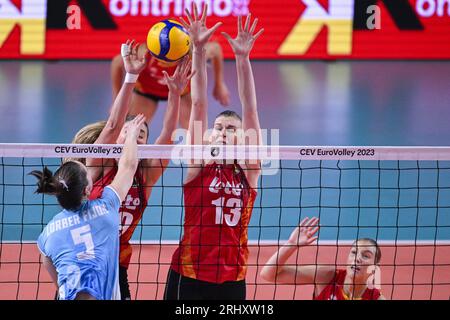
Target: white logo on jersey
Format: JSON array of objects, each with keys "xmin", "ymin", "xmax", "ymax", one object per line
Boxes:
[
  {"xmin": 123, "ymin": 194, "xmax": 141, "ymax": 210},
  {"xmin": 120, "ymin": 194, "xmax": 141, "ymax": 235},
  {"xmin": 208, "ymin": 176, "xmax": 243, "ymax": 196},
  {"xmin": 120, "ymin": 211, "xmax": 134, "ymax": 236}
]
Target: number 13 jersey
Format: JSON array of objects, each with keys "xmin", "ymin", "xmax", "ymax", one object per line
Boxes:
[{"xmin": 170, "ymin": 163, "xmax": 257, "ymax": 283}]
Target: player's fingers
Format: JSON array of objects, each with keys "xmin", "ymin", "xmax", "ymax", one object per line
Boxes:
[
  {"xmin": 244, "ymin": 13, "xmax": 251, "ymax": 32},
  {"xmin": 193, "ymin": 2, "xmax": 199, "ymax": 20},
  {"xmin": 182, "ymin": 59, "xmax": 192, "ymax": 77},
  {"xmin": 305, "ymin": 217, "xmax": 319, "ymax": 227},
  {"xmin": 200, "ymin": 3, "xmax": 208, "ymax": 24},
  {"xmin": 132, "ymin": 42, "xmax": 140, "ymax": 53},
  {"xmin": 162, "ymin": 70, "xmax": 170, "ymax": 80},
  {"xmin": 175, "ymin": 57, "xmax": 186, "ymax": 77},
  {"xmin": 253, "ymin": 28, "xmax": 264, "ymax": 41},
  {"xmin": 249, "ymin": 18, "xmax": 258, "ymax": 34},
  {"xmin": 121, "ymin": 44, "xmax": 131, "ymax": 58},
  {"xmin": 238, "ymin": 15, "xmax": 243, "ymax": 33},
  {"xmin": 130, "ymin": 46, "xmax": 137, "ymax": 58},
  {"xmin": 299, "ymin": 217, "xmax": 309, "ymax": 227},
  {"xmin": 136, "ymin": 114, "xmax": 146, "ymax": 127},
  {"xmin": 185, "ymin": 8, "xmax": 194, "ymax": 24},
  {"xmin": 207, "ymin": 22, "xmax": 222, "ymax": 39},
  {"xmin": 309, "ymin": 226, "xmax": 320, "ymax": 236},
  {"xmin": 186, "ymin": 69, "xmax": 196, "ymax": 81},
  {"xmin": 131, "ymin": 114, "xmax": 144, "ymax": 128},
  {"xmin": 180, "ymin": 17, "xmax": 190, "ymax": 30}
]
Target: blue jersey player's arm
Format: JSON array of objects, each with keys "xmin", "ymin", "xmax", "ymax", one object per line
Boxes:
[
  {"xmin": 109, "ymin": 115, "xmax": 145, "ymax": 201},
  {"xmin": 42, "ymin": 255, "xmax": 58, "ymax": 289},
  {"xmin": 37, "ymin": 234, "xmax": 59, "ymax": 289}
]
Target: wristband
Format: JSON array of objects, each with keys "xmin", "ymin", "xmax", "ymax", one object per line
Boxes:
[{"xmin": 124, "ymin": 73, "xmax": 139, "ymax": 83}]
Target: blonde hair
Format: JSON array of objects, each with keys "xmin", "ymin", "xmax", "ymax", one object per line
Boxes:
[{"xmin": 64, "ymin": 121, "xmax": 106, "ymax": 164}]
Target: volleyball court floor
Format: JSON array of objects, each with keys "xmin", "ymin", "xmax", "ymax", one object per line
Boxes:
[
  {"xmin": 1, "ymin": 243, "xmax": 450, "ymax": 300},
  {"xmin": 0, "ymin": 60, "xmax": 449, "ymax": 299}
]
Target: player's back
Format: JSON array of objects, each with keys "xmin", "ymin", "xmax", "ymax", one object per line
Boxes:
[{"xmin": 37, "ymin": 186, "xmax": 121, "ymax": 300}]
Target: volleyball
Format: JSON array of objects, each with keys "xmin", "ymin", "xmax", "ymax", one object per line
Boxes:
[{"xmin": 146, "ymin": 19, "xmax": 190, "ymax": 63}]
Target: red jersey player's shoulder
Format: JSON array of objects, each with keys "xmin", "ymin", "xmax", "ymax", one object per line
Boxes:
[
  {"xmin": 335, "ymin": 268, "xmax": 346, "ymax": 279},
  {"xmin": 89, "ymin": 166, "xmax": 118, "ymax": 200}
]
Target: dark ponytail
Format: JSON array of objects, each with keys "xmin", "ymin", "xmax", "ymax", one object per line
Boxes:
[
  {"xmin": 29, "ymin": 167, "xmax": 64, "ymax": 195},
  {"xmin": 29, "ymin": 162, "xmax": 88, "ymax": 211}
]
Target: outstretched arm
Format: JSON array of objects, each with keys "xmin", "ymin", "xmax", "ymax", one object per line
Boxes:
[
  {"xmin": 180, "ymin": 4, "xmax": 222, "ymax": 182},
  {"xmin": 42, "ymin": 255, "xmax": 58, "ymax": 289},
  {"xmin": 143, "ymin": 57, "xmax": 195, "ymax": 187},
  {"xmin": 222, "ymin": 14, "xmax": 264, "ymax": 187},
  {"xmin": 87, "ymin": 40, "xmax": 148, "ymax": 180},
  {"xmin": 154, "ymin": 56, "xmax": 194, "ymax": 146},
  {"xmin": 109, "ymin": 115, "xmax": 146, "ymax": 202},
  {"xmin": 96, "ymin": 40, "xmax": 148, "ymax": 145},
  {"xmin": 260, "ymin": 217, "xmax": 334, "ymax": 288},
  {"xmin": 222, "ymin": 15, "xmax": 263, "ymax": 142},
  {"xmin": 180, "ymin": 4, "xmax": 222, "ymax": 146}
]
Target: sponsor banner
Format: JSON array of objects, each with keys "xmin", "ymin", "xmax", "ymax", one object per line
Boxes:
[
  {"xmin": 2, "ymin": 143, "xmax": 450, "ymax": 161},
  {"xmin": 0, "ymin": 0, "xmax": 449, "ymax": 59}
]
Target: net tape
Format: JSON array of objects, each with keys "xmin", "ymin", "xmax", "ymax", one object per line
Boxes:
[{"xmin": 1, "ymin": 144, "xmax": 450, "ymax": 160}]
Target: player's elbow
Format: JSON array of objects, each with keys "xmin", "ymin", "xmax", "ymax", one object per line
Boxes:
[{"xmin": 260, "ymin": 266, "xmax": 276, "ymax": 283}]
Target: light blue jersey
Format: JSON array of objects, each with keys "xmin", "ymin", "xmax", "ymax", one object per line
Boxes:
[{"xmin": 37, "ymin": 186, "xmax": 121, "ymax": 300}]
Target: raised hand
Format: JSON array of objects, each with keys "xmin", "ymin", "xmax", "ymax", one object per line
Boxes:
[
  {"xmin": 122, "ymin": 40, "xmax": 149, "ymax": 75},
  {"xmin": 287, "ymin": 217, "xmax": 320, "ymax": 247},
  {"xmin": 180, "ymin": 3, "xmax": 222, "ymax": 48},
  {"xmin": 222, "ymin": 14, "xmax": 264, "ymax": 57},
  {"xmin": 162, "ymin": 56, "xmax": 196, "ymax": 95},
  {"xmin": 126, "ymin": 114, "xmax": 146, "ymax": 140}
]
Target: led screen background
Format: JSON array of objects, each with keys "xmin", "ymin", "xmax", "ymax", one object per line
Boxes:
[{"xmin": 0, "ymin": 0, "xmax": 449, "ymax": 59}]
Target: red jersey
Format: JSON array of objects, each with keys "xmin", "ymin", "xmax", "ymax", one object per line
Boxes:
[
  {"xmin": 315, "ymin": 269, "xmax": 382, "ymax": 300},
  {"xmin": 134, "ymin": 57, "xmax": 190, "ymax": 99},
  {"xmin": 89, "ymin": 166, "xmax": 148, "ymax": 269},
  {"xmin": 171, "ymin": 163, "xmax": 257, "ymax": 284}
]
